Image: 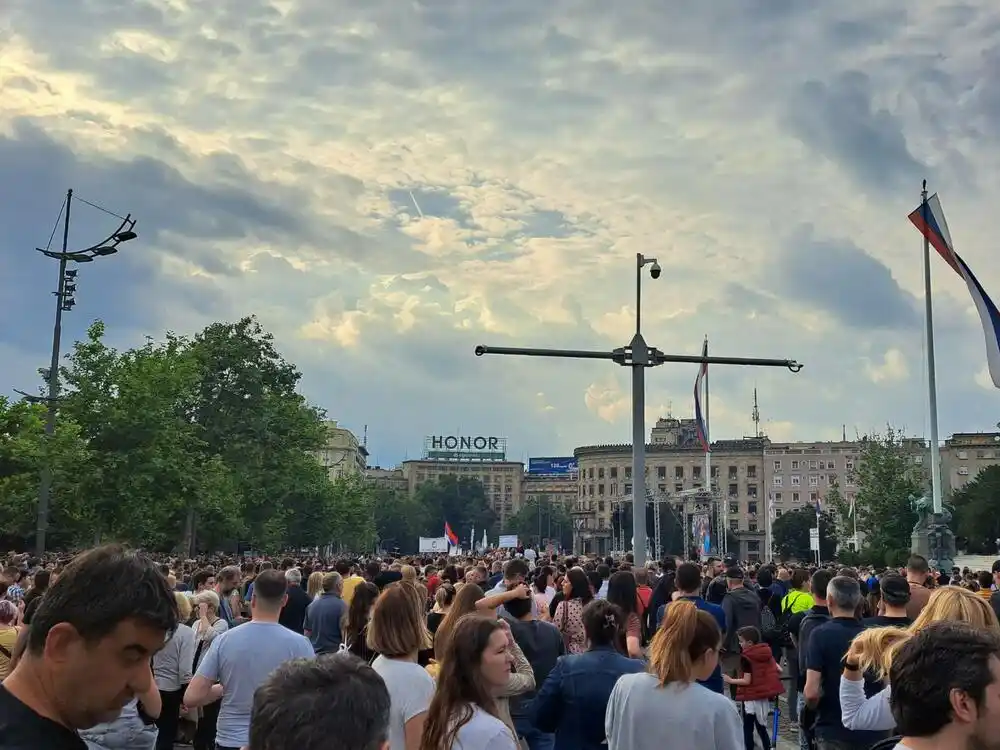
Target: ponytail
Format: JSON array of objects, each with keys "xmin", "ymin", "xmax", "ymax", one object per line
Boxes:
[
  {"xmin": 851, "ymin": 626, "xmax": 912, "ymax": 680},
  {"xmin": 647, "ymin": 600, "xmax": 721, "ymax": 685},
  {"xmin": 582, "ymin": 600, "xmax": 624, "ymax": 650}
]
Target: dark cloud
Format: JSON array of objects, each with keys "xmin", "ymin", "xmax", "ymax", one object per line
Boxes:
[
  {"xmin": 775, "ymin": 226, "xmax": 918, "ymax": 330},
  {"xmin": 785, "ymin": 71, "xmax": 927, "ymax": 190}
]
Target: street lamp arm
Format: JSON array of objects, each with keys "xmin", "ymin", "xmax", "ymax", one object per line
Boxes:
[
  {"xmin": 651, "ymin": 350, "xmax": 803, "ymax": 372},
  {"xmin": 474, "ymin": 345, "xmax": 617, "ymax": 361},
  {"xmin": 34, "ymin": 214, "xmax": 137, "ymax": 260}
]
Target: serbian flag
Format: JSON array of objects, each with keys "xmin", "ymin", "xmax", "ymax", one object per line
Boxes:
[
  {"xmin": 909, "ymin": 193, "xmax": 1000, "ymax": 388},
  {"xmin": 694, "ymin": 337, "xmax": 709, "ymax": 452},
  {"xmin": 444, "ymin": 522, "xmax": 459, "ymax": 547}
]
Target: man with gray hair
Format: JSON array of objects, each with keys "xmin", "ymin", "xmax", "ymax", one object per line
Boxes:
[
  {"xmin": 803, "ymin": 575, "xmax": 889, "ymax": 750},
  {"xmin": 303, "ymin": 572, "xmax": 346, "ymax": 654},
  {"xmin": 279, "ymin": 567, "xmax": 311, "ymax": 635}
]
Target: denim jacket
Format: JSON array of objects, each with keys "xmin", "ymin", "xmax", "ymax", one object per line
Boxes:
[{"xmin": 528, "ymin": 645, "xmax": 645, "ymax": 750}]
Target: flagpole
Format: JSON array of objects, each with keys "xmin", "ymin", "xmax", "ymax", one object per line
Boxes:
[
  {"xmin": 921, "ymin": 179, "xmax": 944, "ymax": 515},
  {"xmin": 705, "ymin": 336, "xmax": 718, "ymax": 555}
]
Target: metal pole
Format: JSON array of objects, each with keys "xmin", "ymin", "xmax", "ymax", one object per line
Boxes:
[
  {"xmin": 921, "ymin": 181, "xmax": 943, "ymax": 515},
  {"xmin": 635, "ymin": 253, "xmax": 642, "ymax": 335},
  {"xmin": 36, "ymin": 188, "xmax": 72, "ymax": 555},
  {"xmin": 632, "ymin": 364, "xmax": 647, "ymax": 566}
]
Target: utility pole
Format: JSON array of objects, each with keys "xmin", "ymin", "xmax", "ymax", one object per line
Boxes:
[{"xmin": 475, "ymin": 253, "xmax": 803, "ymax": 566}]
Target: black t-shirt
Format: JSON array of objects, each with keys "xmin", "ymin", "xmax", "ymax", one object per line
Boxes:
[
  {"xmin": 278, "ymin": 584, "xmax": 311, "ymax": 634},
  {"xmin": 862, "ymin": 615, "xmax": 912, "ymax": 628},
  {"xmin": 373, "ymin": 571, "xmax": 402, "ymax": 591},
  {"xmin": 0, "ymin": 685, "xmax": 86, "ymax": 750}
]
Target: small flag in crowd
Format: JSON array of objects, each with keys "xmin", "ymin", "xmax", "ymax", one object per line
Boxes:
[{"xmin": 444, "ymin": 521, "xmax": 459, "ymax": 546}]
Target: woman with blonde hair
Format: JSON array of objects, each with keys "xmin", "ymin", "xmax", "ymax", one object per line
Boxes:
[
  {"xmin": 306, "ymin": 570, "xmax": 324, "ymax": 600},
  {"xmin": 604, "ymin": 600, "xmax": 743, "ymax": 749},
  {"xmin": 840, "ymin": 584, "xmax": 1000, "ymax": 731},
  {"xmin": 190, "ymin": 589, "xmax": 228, "ymax": 750}
]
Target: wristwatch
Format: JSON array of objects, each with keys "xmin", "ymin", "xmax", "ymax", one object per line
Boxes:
[{"xmin": 841, "ymin": 655, "xmax": 860, "ymax": 672}]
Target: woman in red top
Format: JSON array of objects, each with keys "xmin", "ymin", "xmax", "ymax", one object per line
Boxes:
[{"xmin": 724, "ymin": 625, "xmax": 783, "ymax": 750}]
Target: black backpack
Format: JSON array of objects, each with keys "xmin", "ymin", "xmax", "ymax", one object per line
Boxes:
[
  {"xmin": 867, "ymin": 737, "xmax": 902, "ymax": 750},
  {"xmin": 772, "ymin": 591, "xmax": 808, "ymax": 648}
]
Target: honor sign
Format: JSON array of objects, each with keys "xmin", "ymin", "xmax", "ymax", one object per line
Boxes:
[{"xmin": 424, "ymin": 435, "xmax": 507, "ymax": 461}]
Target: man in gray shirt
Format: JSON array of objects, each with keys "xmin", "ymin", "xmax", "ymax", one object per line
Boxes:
[
  {"xmin": 184, "ymin": 569, "xmax": 314, "ymax": 750},
  {"xmin": 304, "ymin": 571, "xmax": 347, "ymax": 654}
]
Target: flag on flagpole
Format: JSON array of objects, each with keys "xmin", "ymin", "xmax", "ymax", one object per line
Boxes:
[
  {"xmin": 481, "ymin": 528, "xmax": 488, "ymax": 551},
  {"xmin": 909, "ymin": 193, "xmax": 1000, "ymax": 388},
  {"xmin": 848, "ymin": 495, "xmax": 855, "ymax": 517},
  {"xmin": 444, "ymin": 521, "xmax": 459, "ymax": 546},
  {"xmin": 815, "ymin": 496, "xmax": 822, "ymax": 519},
  {"xmin": 694, "ymin": 338, "xmax": 709, "ymax": 452}
]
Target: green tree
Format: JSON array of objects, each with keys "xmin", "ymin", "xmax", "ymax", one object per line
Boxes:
[
  {"xmin": 952, "ymin": 465, "xmax": 1000, "ymax": 553},
  {"xmin": 853, "ymin": 427, "xmax": 925, "ymax": 562},
  {"xmin": 325, "ymin": 473, "xmax": 378, "ymax": 554},
  {"xmin": 414, "ymin": 475, "xmax": 497, "ymax": 547},
  {"xmin": 506, "ymin": 496, "xmax": 572, "ymax": 550},
  {"xmin": 772, "ymin": 507, "xmax": 838, "ymax": 561},
  {"xmin": 0, "ymin": 397, "xmax": 91, "ymax": 548},
  {"xmin": 372, "ymin": 488, "xmax": 429, "ymax": 554}
]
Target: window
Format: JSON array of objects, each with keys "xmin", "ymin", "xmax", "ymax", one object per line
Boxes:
[
  {"xmin": 809, "ymin": 460, "xmax": 818, "ymax": 470},
  {"xmin": 675, "ymin": 466, "xmax": 684, "ymax": 479},
  {"xmin": 958, "ymin": 451, "xmax": 968, "ymax": 460},
  {"xmin": 729, "ymin": 466, "xmax": 738, "ymax": 480},
  {"xmin": 748, "ymin": 521, "xmax": 758, "ymax": 532},
  {"xmin": 747, "ymin": 484, "xmax": 758, "ymax": 498},
  {"xmin": 693, "ymin": 466, "xmax": 702, "ymax": 480},
  {"xmin": 810, "ymin": 492, "xmax": 819, "ymax": 502},
  {"xmin": 828, "ymin": 474, "xmax": 837, "ymax": 484},
  {"xmin": 588, "ymin": 485, "xmax": 594, "ymax": 496},
  {"xmin": 774, "ymin": 492, "xmax": 782, "ymax": 502},
  {"xmin": 674, "ymin": 483, "xmax": 683, "ymax": 493},
  {"xmin": 598, "ymin": 468, "xmax": 605, "ymax": 479},
  {"xmin": 747, "ymin": 541, "xmax": 760, "ymax": 552},
  {"xmin": 657, "ymin": 466, "xmax": 666, "ymax": 479},
  {"xmin": 711, "ymin": 466, "xmax": 719, "ymax": 478},
  {"xmin": 845, "ymin": 460, "xmax": 854, "ymax": 471},
  {"xmin": 826, "ymin": 461, "xmax": 836, "ymax": 470},
  {"xmin": 747, "ymin": 465, "xmax": 757, "ymax": 479},
  {"xmin": 658, "ymin": 484, "xmax": 666, "ymax": 493},
  {"xmin": 588, "ymin": 468, "xmax": 594, "ymax": 479},
  {"xmin": 748, "ymin": 501, "xmax": 758, "ymax": 515},
  {"xmin": 729, "ymin": 502, "xmax": 739, "ymax": 515},
  {"xmin": 598, "ymin": 501, "xmax": 605, "ymax": 513},
  {"xmin": 773, "ymin": 476, "xmax": 783, "ymax": 487},
  {"xmin": 775, "ymin": 509, "xmax": 783, "ymax": 517},
  {"xmin": 624, "ymin": 484, "xmax": 632, "ymax": 494},
  {"xmin": 809, "ymin": 475, "xmax": 819, "ymax": 487},
  {"xmin": 793, "ymin": 492, "xmax": 800, "ymax": 502},
  {"xmin": 773, "ymin": 460, "xmax": 782, "ymax": 471},
  {"xmin": 791, "ymin": 475, "xmax": 801, "ymax": 486},
  {"xmin": 611, "ymin": 483, "xmax": 618, "ymax": 495},
  {"xmin": 610, "ymin": 467, "xmax": 618, "ymax": 479},
  {"xmin": 791, "ymin": 460, "xmax": 800, "ymax": 470},
  {"xmin": 728, "ymin": 483, "xmax": 739, "ymax": 497},
  {"xmin": 598, "ymin": 484, "xmax": 605, "ymax": 495},
  {"xmin": 625, "ymin": 467, "xmax": 632, "ymax": 479},
  {"xmin": 730, "ymin": 519, "xmax": 740, "ymax": 531}
]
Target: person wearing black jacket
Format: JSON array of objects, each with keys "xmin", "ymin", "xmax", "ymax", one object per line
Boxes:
[{"xmin": 644, "ymin": 558, "xmax": 676, "ymax": 637}]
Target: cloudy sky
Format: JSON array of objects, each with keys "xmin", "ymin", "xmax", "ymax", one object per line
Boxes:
[{"xmin": 3, "ymin": 0, "xmax": 1000, "ymax": 467}]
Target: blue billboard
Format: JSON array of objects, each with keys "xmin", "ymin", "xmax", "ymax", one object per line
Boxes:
[{"xmin": 528, "ymin": 457, "xmax": 578, "ymax": 475}]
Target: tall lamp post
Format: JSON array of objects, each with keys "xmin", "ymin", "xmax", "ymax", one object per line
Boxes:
[
  {"xmin": 20, "ymin": 189, "xmax": 138, "ymax": 555},
  {"xmin": 475, "ymin": 252, "xmax": 803, "ymax": 567}
]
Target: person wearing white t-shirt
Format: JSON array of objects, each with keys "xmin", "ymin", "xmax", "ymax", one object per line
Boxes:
[
  {"xmin": 420, "ymin": 616, "xmax": 519, "ymax": 750},
  {"xmin": 368, "ymin": 583, "xmax": 436, "ymax": 750}
]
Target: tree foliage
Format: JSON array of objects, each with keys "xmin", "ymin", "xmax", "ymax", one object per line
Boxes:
[
  {"xmin": 953, "ymin": 465, "xmax": 1000, "ymax": 554},
  {"xmin": 853, "ymin": 427, "xmax": 925, "ymax": 563},
  {"xmin": 412, "ymin": 475, "xmax": 498, "ymax": 549},
  {"xmin": 771, "ymin": 507, "xmax": 839, "ymax": 561},
  {"xmin": 506, "ymin": 496, "xmax": 572, "ymax": 550}
]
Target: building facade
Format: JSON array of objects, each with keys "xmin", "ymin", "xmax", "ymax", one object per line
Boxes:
[
  {"xmin": 573, "ymin": 418, "xmax": 768, "ymax": 560},
  {"xmin": 941, "ymin": 432, "xmax": 1000, "ymax": 494},
  {"xmin": 522, "ymin": 462, "xmax": 577, "ymax": 549},
  {"xmin": 316, "ymin": 420, "xmax": 368, "ymax": 479},
  {"xmin": 400, "ymin": 459, "xmax": 525, "ymax": 527},
  {"xmin": 364, "ymin": 466, "xmax": 409, "ymax": 495}
]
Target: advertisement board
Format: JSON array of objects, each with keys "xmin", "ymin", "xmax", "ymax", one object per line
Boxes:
[
  {"xmin": 419, "ymin": 536, "xmax": 449, "ymax": 553},
  {"xmin": 424, "ymin": 435, "xmax": 507, "ymax": 461},
  {"xmin": 498, "ymin": 534, "xmax": 519, "ymax": 549},
  {"xmin": 527, "ymin": 457, "xmax": 578, "ymax": 475}
]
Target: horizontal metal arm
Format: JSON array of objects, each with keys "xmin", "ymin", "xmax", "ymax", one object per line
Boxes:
[
  {"xmin": 474, "ymin": 345, "xmax": 617, "ymax": 360},
  {"xmin": 651, "ymin": 350, "xmax": 803, "ymax": 372}
]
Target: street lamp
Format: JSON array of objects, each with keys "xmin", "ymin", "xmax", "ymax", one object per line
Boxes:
[
  {"xmin": 475, "ymin": 252, "xmax": 803, "ymax": 567},
  {"xmin": 26, "ymin": 188, "xmax": 138, "ymax": 555}
]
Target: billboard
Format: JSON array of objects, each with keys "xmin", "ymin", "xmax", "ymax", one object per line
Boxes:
[
  {"xmin": 528, "ymin": 457, "xmax": 578, "ymax": 475},
  {"xmin": 424, "ymin": 435, "xmax": 507, "ymax": 461},
  {"xmin": 418, "ymin": 537, "xmax": 449, "ymax": 553}
]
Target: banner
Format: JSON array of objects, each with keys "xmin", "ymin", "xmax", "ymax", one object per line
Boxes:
[
  {"xmin": 498, "ymin": 534, "xmax": 519, "ymax": 548},
  {"xmin": 419, "ymin": 536, "xmax": 449, "ymax": 553}
]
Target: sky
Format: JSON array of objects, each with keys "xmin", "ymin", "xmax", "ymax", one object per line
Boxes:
[{"xmin": 3, "ymin": 0, "xmax": 1000, "ymax": 468}]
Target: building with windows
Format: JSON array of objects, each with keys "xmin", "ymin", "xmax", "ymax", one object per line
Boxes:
[
  {"xmin": 941, "ymin": 432, "xmax": 1000, "ymax": 494},
  {"xmin": 316, "ymin": 420, "xmax": 368, "ymax": 479},
  {"xmin": 573, "ymin": 418, "xmax": 768, "ymax": 560},
  {"xmin": 400, "ymin": 459, "xmax": 524, "ymax": 527},
  {"xmin": 522, "ymin": 459, "xmax": 578, "ymax": 549},
  {"xmin": 364, "ymin": 466, "xmax": 409, "ymax": 495}
]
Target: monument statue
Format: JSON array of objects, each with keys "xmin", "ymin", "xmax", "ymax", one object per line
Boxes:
[{"xmin": 909, "ymin": 492, "xmax": 956, "ymax": 575}]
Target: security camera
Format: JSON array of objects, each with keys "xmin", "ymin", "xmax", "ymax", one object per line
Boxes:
[
  {"xmin": 474, "ymin": 345, "xmax": 486, "ymax": 357},
  {"xmin": 649, "ymin": 262, "xmax": 661, "ymax": 280}
]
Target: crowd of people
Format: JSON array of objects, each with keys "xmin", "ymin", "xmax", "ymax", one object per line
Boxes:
[{"xmin": 0, "ymin": 545, "xmax": 999, "ymax": 750}]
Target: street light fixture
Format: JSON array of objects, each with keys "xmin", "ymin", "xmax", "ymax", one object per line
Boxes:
[
  {"xmin": 475, "ymin": 251, "xmax": 802, "ymax": 567},
  {"xmin": 23, "ymin": 188, "xmax": 138, "ymax": 555}
]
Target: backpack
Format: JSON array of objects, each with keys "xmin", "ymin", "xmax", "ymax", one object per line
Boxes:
[
  {"xmin": 772, "ymin": 591, "xmax": 806, "ymax": 649},
  {"xmin": 760, "ymin": 604, "xmax": 779, "ymax": 644}
]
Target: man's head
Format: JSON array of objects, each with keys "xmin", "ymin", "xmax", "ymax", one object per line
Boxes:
[
  {"xmin": 675, "ymin": 562, "xmax": 702, "ymax": 595},
  {"xmin": 249, "ymin": 653, "xmax": 390, "ymax": 750},
  {"xmin": 216, "ymin": 566, "xmax": 240, "ymax": 595},
  {"xmin": 322, "ymin": 572, "xmax": 344, "ymax": 595},
  {"xmin": 906, "ymin": 554, "xmax": 930, "ymax": 581},
  {"xmin": 810, "ymin": 569, "xmax": 833, "ymax": 603},
  {"xmin": 16, "ymin": 545, "xmax": 178, "ymax": 730},
  {"xmin": 826, "ymin": 575, "xmax": 861, "ymax": 617},
  {"xmin": 880, "ymin": 574, "xmax": 912, "ymax": 612},
  {"xmin": 503, "ymin": 558, "xmax": 529, "ymax": 585},
  {"xmin": 890, "ymin": 620, "xmax": 1000, "ymax": 748},
  {"xmin": 503, "ymin": 595, "xmax": 533, "ymax": 621},
  {"xmin": 335, "ymin": 560, "xmax": 352, "ymax": 577},
  {"xmin": 251, "ymin": 570, "xmax": 289, "ymax": 616},
  {"xmin": 706, "ymin": 557, "xmax": 723, "ymax": 577},
  {"xmin": 191, "ymin": 569, "xmax": 215, "ymax": 593},
  {"xmin": 725, "ymin": 567, "xmax": 745, "ymax": 589},
  {"xmin": 285, "ymin": 568, "xmax": 303, "ymax": 587}
]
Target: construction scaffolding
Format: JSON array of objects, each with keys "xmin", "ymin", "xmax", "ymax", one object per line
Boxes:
[{"xmin": 610, "ymin": 489, "xmax": 687, "ymax": 561}]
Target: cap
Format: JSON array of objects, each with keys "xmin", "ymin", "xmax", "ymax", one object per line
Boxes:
[
  {"xmin": 725, "ymin": 566, "xmax": 745, "ymax": 580},
  {"xmin": 880, "ymin": 574, "xmax": 911, "ymax": 606},
  {"xmin": 723, "ymin": 556, "xmax": 739, "ymax": 568}
]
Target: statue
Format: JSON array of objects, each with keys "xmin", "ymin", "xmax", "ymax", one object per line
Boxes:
[
  {"xmin": 909, "ymin": 493, "xmax": 933, "ymax": 533},
  {"xmin": 909, "ymin": 492, "xmax": 956, "ymax": 574}
]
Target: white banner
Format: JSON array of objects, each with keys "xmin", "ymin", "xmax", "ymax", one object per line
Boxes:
[
  {"xmin": 809, "ymin": 527, "xmax": 820, "ymax": 552},
  {"xmin": 419, "ymin": 536, "xmax": 449, "ymax": 553},
  {"xmin": 498, "ymin": 534, "xmax": 519, "ymax": 549}
]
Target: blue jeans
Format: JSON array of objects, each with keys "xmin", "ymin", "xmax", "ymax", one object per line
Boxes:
[{"xmin": 514, "ymin": 716, "xmax": 555, "ymax": 750}]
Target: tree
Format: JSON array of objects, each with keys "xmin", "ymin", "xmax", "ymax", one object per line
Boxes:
[
  {"xmin": 772, "ymin": 507, "xmax": 839, "ymax": 561},
  {"xmin": 0, "ymin": 397, "xmax": 91, "ymax": 548},
  {"xmin": 823, "ymin": 480, "xmax": 857, "ymax": 548},
  {"xmin": 414, "ymin": 475, "xmax": 497, "ymax": 547},
  {"xmin": 506, "ymin": 496, "xmax": 572, "ymax": 550},
  {"xmin": 372, "ymin": 488, "xmax": 429, "ymax": 554},
  {"xmin": 853, "ymin": 427, "xmax": 925, "ymax": 563},
  {"xmin": 952, "ymin": 465, "xmax": 1000, "ymax": 553}
]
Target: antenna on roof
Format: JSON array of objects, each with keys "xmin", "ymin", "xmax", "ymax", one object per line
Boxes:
[
  {"xmin": 363, "ymin": 424, "xmax": 368, "ymax": 448},
  {"xmin": 752, "ymin": 388, "xmax": 761, "ymax": 438}
]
